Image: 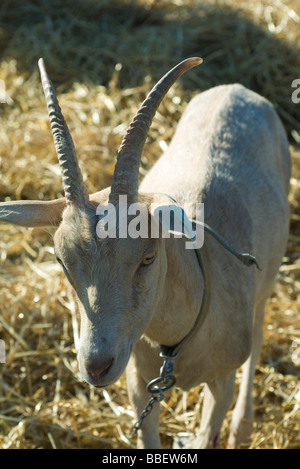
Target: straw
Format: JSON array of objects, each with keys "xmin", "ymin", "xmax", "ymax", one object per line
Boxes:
[{"xmin": 0, "ymin": 0, "xmax": 299, "ymax": 449}]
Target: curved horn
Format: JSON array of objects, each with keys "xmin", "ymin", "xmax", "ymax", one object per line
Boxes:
[
  {"xmin": 109, "ymin": 57, "xmax": 203, "ymax": 203},
  {"xmin": 38, "ymin": 58, "xmax": 88, "ymax": 206}
]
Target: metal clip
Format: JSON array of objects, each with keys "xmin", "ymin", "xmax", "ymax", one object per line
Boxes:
[
  {"xmin": 146, "ymin": 374, "xmax": 176, "ymax": 394},
  {"xmin": 160, "ymin": 352, "xmax": 177, "ymax": 380}
]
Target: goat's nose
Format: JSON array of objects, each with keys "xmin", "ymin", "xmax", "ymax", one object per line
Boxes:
[{"xmin": 86, "ymin": 356, "xmax": 114, "ymax": 380}]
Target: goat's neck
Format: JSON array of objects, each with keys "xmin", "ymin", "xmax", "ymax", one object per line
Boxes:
[{"xmin": 144, "ymin": 236, "xmax": 206, "ymax": 349}]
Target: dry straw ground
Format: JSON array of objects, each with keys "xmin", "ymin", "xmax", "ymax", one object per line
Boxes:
[{"xmin": 0, "ymin": 0, "xmax": 299, "ymax": 449}]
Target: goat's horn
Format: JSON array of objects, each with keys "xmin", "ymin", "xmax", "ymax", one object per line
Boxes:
[
  {"xmin": 38, "ymin": 58, "xmax": 89, "ymax": 206},
  {"xmin": 109, "ymin": 57, "xmax": 203, "ymax": 203}
]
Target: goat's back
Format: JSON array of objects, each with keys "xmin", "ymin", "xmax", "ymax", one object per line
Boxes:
[
  {"xmin": 141, "ymin": 84, "xmax": 290, "ymax": 199},
  {"xmin": 141, "ymin": 84, "xmax": 291, "ymax": 290}
]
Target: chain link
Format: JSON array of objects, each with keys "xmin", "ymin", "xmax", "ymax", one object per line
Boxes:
[
  {"xmin": 133, "ymin": 355, "xmax": 177, "ymax": 433},
  {"xmin": 133, "ymin": 393, "xmax": 164, "ymax": 433}
]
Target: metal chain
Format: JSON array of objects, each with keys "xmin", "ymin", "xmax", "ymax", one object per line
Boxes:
[
  {"xmin": 133, "ymin": 355, "xmax": 177, "ymax": 433},
  {"xmin": 133, "ymin": 394, "xmax": 164, "ymax": 433}
]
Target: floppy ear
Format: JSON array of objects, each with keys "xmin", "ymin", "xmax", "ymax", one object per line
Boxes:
[{"xmin": 0, "ymin": 198, "xmax": 66, "ymax": 227}]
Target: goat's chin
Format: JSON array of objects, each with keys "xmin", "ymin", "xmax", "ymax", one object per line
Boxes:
[{"xmin": 79, "ymin": 344, "xmax": 133, "ymax": 388}]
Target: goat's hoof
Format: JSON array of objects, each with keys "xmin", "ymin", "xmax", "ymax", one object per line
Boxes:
[
  {"xmin": 173, "ymin": 432, "xmax": 220, "ymax": 449},
  {"xmin": 173, "ymin": 432, "xmax": 195, "ymax": 449},
  {"xmin": 227, "ymin": 418, "xmax": 253, "ymax": 449}
]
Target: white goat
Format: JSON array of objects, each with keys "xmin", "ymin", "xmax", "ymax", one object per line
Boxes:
[{"xmin": 0, "ymin": 58, "xmax": 290, "ymax": 449}]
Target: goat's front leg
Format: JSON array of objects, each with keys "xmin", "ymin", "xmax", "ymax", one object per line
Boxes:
[
  {"xmin": 126, "ymin": 357, "xmax": 161, "ymax": 449},
  {"xmin": 193, "ymin": 371, "xmax": 236, "ymax": 448}
]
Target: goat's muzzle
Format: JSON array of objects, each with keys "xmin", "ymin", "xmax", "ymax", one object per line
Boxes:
[
  {"xmin": 85, "ymin": 356, "xmax": 115, "ymax": 387},
  {"xmin": 78, "ymin": 339, "xmax": 133, "ymax": 388}
]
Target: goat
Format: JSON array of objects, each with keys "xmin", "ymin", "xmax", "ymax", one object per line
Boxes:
[{"xmin": 0, "ymin": 57, "xmax": 290, "ymax": 448}]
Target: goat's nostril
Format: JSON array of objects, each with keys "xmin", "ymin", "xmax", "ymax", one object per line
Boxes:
[{"xmin": 87, "ymin": 357, "xmax": 114, "ymax": 378}]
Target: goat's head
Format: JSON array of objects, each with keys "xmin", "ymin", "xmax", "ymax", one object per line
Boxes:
[
  {"xmin": 54, "ymin": 198, "xmax": 168, "ymax": 386},
  {"xmin": 3, "ymin": 58, "xmax": 202, "ymax": 387}
]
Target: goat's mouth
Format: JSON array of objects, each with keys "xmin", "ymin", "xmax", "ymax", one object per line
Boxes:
[{"xmin": 79, "ymin": 344, "xmax": 133, "ymax": 388}]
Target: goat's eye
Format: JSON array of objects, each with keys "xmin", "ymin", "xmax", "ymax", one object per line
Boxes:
[
  {"xmin": 56, "ymin": 256, "xmax": 63, "ymax": 265},
  {"xmin": 141, "ymin": 253, "xmax": 155, "ymax": 266}
]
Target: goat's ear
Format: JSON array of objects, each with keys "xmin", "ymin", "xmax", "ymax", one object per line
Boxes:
[
  {"xmin": 150, "ymin": 203, "xmax": 195, "ymax": 239},
  {"xmin": 148, "ymin": 194, "xmax": 197, "ymax": 241},
  {"xmin": 0, "ymin": 198, "xmax": 66, "ymax": 227}
]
